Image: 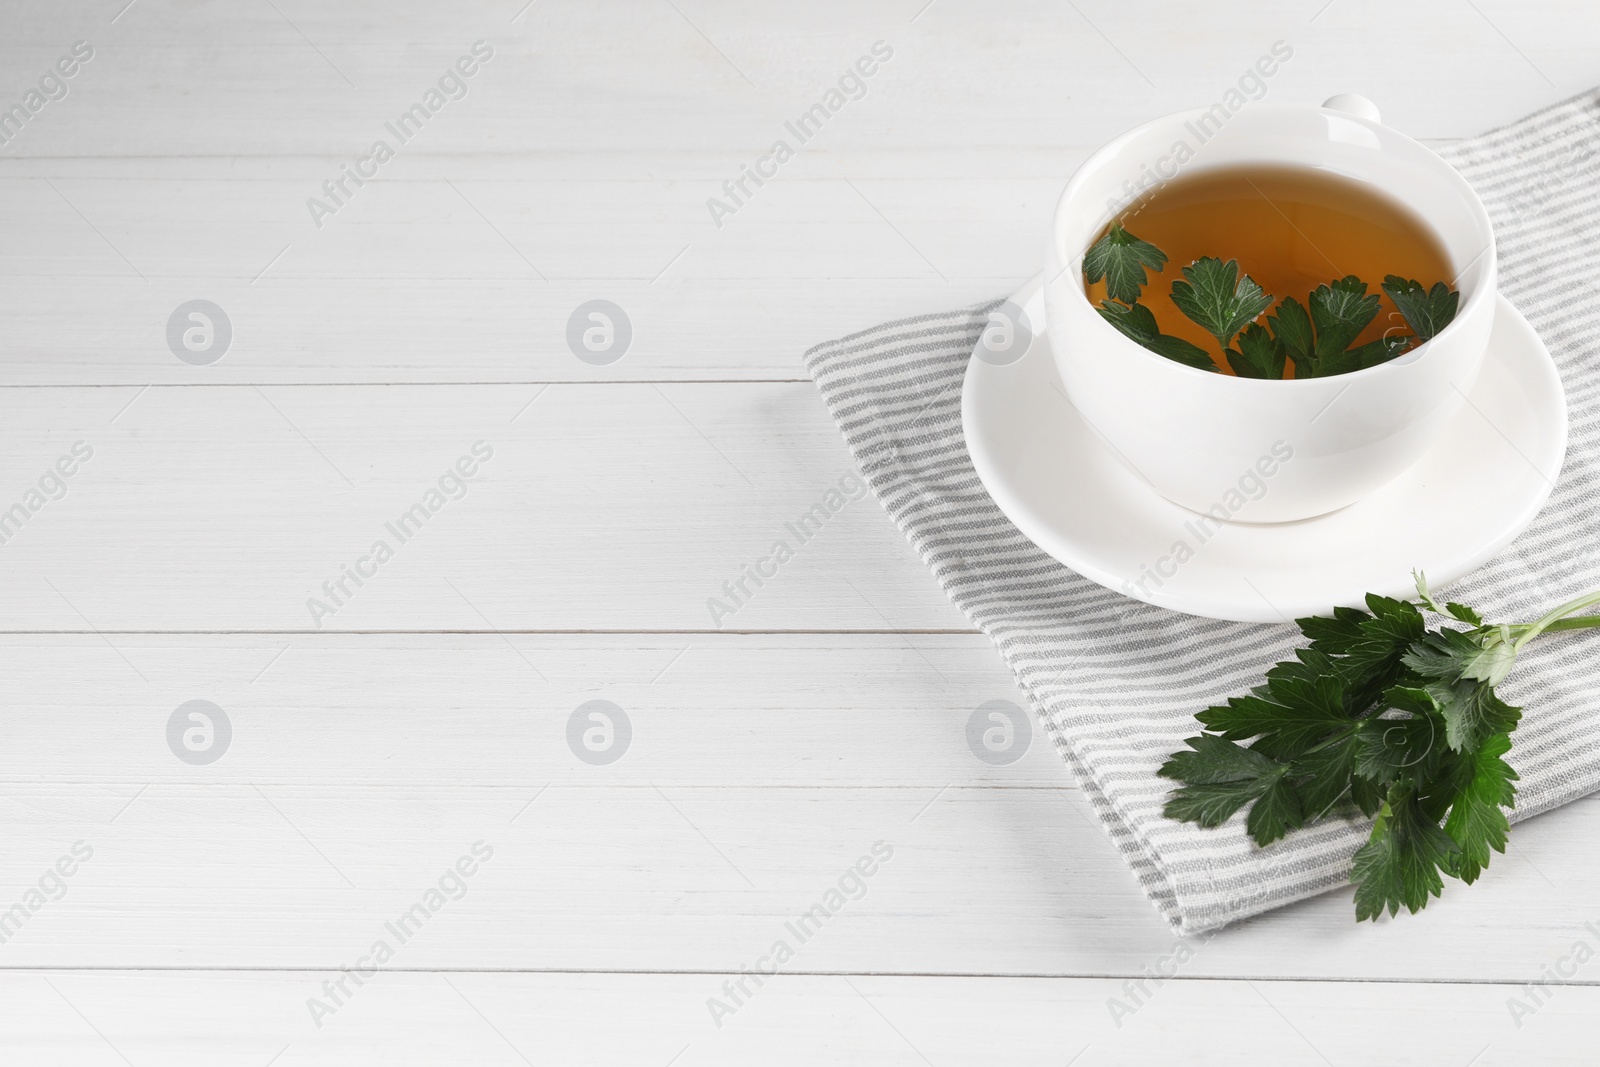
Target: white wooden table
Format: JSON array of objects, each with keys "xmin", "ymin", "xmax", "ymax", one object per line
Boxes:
[{"xmin": 3, "ymin": 1, "xmax": 1599, "ymax": 1062}]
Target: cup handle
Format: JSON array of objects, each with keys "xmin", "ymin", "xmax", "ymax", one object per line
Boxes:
[{"xmin": 1321, "ymin": 93, "xmax": 1381, "ymax": 124}]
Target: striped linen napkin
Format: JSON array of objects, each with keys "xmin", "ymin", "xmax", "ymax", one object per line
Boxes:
[{"xmin": 803, "ymin": 91, "xmax": 1600, "ymax": 933}]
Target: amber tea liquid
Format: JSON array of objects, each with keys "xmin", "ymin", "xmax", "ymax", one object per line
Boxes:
[{"xmin": 1085, "ymin": 165, "xmax": 1455, "ymax": 375}]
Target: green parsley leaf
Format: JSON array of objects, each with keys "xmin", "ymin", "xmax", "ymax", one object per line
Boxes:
[
  {"xmin": 1427, "ymin": 678, "xmax": 1521, "ymax": 752},
  {"xmin": 1295, "ymin": 605, "xmax": 1371, "ymax": 655},
  {"xmin": 1329, "ymin": 334, "xmax": 1411, "ymax": 374},
  {"xmin": 1299, "ymin": 594, "xmax": 1426, "ymax": 708},
  {"xmin": 1412, "ymin": 571, "xmax": 1448, "ymax": 615},
  {"xmin": 1310, "ymin": 276, "xmax": 1382, "ymax": 361},
  {"xmin": 1246, "ymin": 776, "xmax": 1306, "ymax": 846},
  {"xmin": 1351, "ymin": 785, "xmax": 1459, "ymax": 920},
  {"xmin": 1197, "ymin": 675, "xmax": 1350, "ymax": 756},
  {"xmin": 1289, "ymin": 732, "xmax": 1360, "ymax": 821},
  {"xmin": 1267, "ymin": 297, "xmax": 1315, "ymax": 376},
  {"xmin": 1169, "ymin": 257, "xmax": 1274, "ymax": 351},
  {"xmin": 1412, "ymin": 572, "xmax": 1486, "ymax": 628},
  {"xmin": 1083, "ymin": 223, "xmax": 1169, "ymax": 304},
  {"xmin": 1264, "ymin": 646, "xmax": 1343, "ymax": 689},
  {"xmin": 1159, "ymin": 733, "xmax": 1282, "ymax": 785},
  {"xmin": 1382, "ymin": 275, "xmax": 1460, "ymax": 341},
  {"xmin": 1404, "ymin": 625, "xmax": 1519, "ymax": 691},
  {"xmin": 1158, "ymin": 735, "xmax": 1290, "ymax": 831},
  {"xmin": 1350, "ymin": 775, "xmax": 1387, "ymax": 818},
  {"xmin": 1463, "ymin": 632, "xmax": 1516, "ymax": 687},
  {"xmin": 1096, "ymin": 300, "xmax": 1218, "ymax": 371},
  {"xmin": 1227, "ymin": 322, "xmax": 1286, "ymax": 379},
  {"xmin": 1403, "ymin": 628, "xmax": 1489, "ymax": 680},
  {"xmin": 1442, "ymin": 732, "xmax": 1518, "ymax": 884}
]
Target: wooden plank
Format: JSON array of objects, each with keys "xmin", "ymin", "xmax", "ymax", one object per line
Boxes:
[
  {"xmin": 0, "ymin": 382, "xmax": 971, "ymax": 632},
  {"xmin": 4, "ymin": 970, "xmax": 1593, "ymax": 1065},
  {"xmin": 1, "ymin": 633, "xmax": 1598, "ymax": 982},
  {"xmin": 0, "ymin": 0, "xmax": 1587, "ymax": 160},
  {"xmin": 0, "ymin": 173, "xmax": 1048, "ymax": 384},
  {"xmin": 0, "ymin": 634, "xmax": 1041, "ymax": 787}
]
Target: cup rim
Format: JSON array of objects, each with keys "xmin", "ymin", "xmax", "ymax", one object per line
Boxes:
[{"xmin": 1052, "ymin": 103, "xmax": 1497, "ymax": 389}]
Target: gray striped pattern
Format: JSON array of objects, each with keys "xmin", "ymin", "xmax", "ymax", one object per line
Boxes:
[{"xmin": 804, "ymin": 91, "xmax": 1600, "ymax": 933}]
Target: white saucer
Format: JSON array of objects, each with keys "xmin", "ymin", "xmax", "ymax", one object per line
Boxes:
[{"xmin": 962, "ymin": 274, "xmax": 1568, "ymax": 623}]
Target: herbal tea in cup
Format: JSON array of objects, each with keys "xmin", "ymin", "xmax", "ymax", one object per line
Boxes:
[
  {"xmin": 1083, "ymin": 164, "xmax": 1460, "ymax": 379},
  {"xmin": 1042, "ymin": 99, "xmax": 1496, "ymax": 521}
]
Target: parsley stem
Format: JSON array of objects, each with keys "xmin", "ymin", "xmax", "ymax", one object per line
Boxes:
[
  {"xmin": 1511, "ymin": 589, "xmax": 1600, "ymax": 652},
  {"xmin": 1527, "ymin": 612, "xmax": 1600, "ymax": 636}
]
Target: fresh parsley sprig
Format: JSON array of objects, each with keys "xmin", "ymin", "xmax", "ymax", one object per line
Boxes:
[
  {"xmin": 1082, "ymin": 224, "xmax": 1459, "ymax": 378},
  {"xmin": 1159, "ymin": 574, "xmax": 1600, "ymax": 921}
]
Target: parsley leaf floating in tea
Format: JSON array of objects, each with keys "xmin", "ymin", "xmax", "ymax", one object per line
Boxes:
[
  {"xmin": 1266, "ymin": 297, "xmax": 1315, "ymax": 372},
  {"xmin": 1304, "ymin": 275, "xmax": 1382, "ymax": 373},
  {"xmin": 1382, "ymin": 275, "xmax": 1460, "ymax": 341},
  {"xmin": 1276, "ymin": 275, "xmax": 1437, "ymax": 377},
  {"xmin": 1169, "ymin": 257, "xmax": 1274, "ymax": 352},
  {"xmin": 1078, "ymin": 223, "xmax": 1461, "ymax": 378},
  {"xmin": 1158, "ymin": 572, "xmax": 1600, "ymax": 922},
  {"xmin": 1312, "ymin": 276, "xmax": 1382, "ymax": 354},
  {"xmin": 1096, "ymin": 300, "xmax": 1217, "ymax": 371},
  {"xmin": 1227, "ymin": 322, "xmax": 1285, "ymax": 379},
  {"xmin": 1083, "ymin": 222, "xmax": 1169, "ymax": 304}
]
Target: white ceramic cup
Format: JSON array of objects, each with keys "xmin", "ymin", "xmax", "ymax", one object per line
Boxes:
[{"xmin": 1042, "ymin": 96, "xmax": 1496, "ymax": 523}]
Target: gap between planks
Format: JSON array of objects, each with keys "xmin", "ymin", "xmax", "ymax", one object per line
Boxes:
[
  {"xmin": 0, "ymin": 967, "xmax": 1581, "ymax": 988},
  {"xmin": 0, "ymin": 629, "xmax": 983, "ymax": 635}
]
